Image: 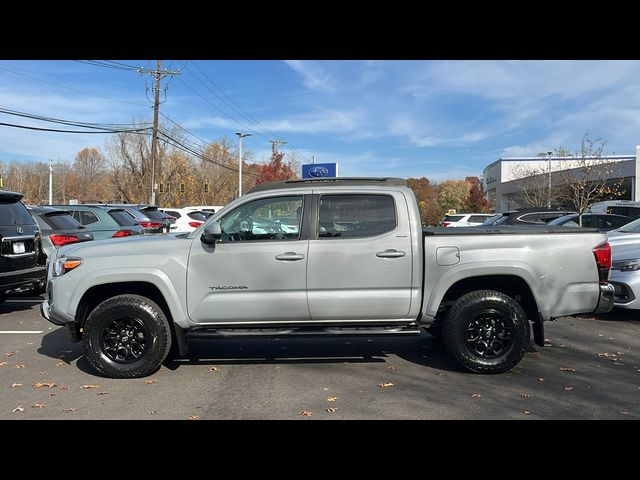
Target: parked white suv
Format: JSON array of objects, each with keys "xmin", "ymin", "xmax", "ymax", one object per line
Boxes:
[
  {"xmin": 439, "ymin": 213, "xmax": 494, "ymax": 227},
  {"xmin": 159, "ymin": 208, "xmax": 208, "ymax": 233}
]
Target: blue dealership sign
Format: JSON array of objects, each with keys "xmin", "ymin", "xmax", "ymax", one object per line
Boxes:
[{"xmin": 302, "ymin": 163, "xmax": 338, "ymax": 179}]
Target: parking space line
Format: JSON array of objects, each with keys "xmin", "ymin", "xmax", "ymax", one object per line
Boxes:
[{"xmin": 0, "ymin": 331, "xmax": 44, "ymax": 334}]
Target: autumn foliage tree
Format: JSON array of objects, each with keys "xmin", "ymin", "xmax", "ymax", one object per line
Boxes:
[
  {"xmin": 255, "ymin": 151, "xmax": 296, "ymax": 185},
  {"xmin": 464, "ymin": 176, "xmax": 490, "ymax": 212},
  {"xmin": 407, "ymin": 177, "xmax": 444, "ymax": 226}
]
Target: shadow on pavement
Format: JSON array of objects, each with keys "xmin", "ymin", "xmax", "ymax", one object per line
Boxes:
[{"xmin": 162, "ymin": 333, "xmax": 465, "ymax": 374}]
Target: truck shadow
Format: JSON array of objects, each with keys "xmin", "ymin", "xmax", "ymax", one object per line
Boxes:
[{"xmin": 160, "ymin": 333, "xmax": 465, "ymax": 373}]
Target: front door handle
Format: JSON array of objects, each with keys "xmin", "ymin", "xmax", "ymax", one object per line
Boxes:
[
  {"xmin": 275, "ymin": 252, "xmax": 305, "ymax": 261},
  {"xmin": 376, "ymin": 249, "xmax": 406, "ymax": 258}
]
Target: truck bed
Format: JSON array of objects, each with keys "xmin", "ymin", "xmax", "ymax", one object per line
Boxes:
[{"xmin": 423, "ymin": 226, "xmax": 601, "ymax": 235}]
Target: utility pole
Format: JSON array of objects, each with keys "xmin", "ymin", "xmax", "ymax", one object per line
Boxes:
[
  {"xmin": 138, "ymin": 60, "xmax": 181, "ymax": 205},
  {"xmin": 311, "ymin": 155, "xmax": 316, "ymax": 164},
  {"xmin": 48, "ymin": 158, "xmax": 53, "ymax": 205},
  {"xmin": 269, "ymin": 139, "xmax": 287, "ymax": 156},
  {"xmin": 235, "ymin": 132, "xmax": 252, "ymax": 197},
  {"xmin": 547, "ymin": 151, "xmax": 553, "ymax": 208}
]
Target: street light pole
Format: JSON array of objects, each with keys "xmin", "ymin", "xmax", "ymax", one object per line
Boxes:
[
  {"xmin": 547, "ymin": 151, "xmax": 553, "ymax": 208},
  {"xmin": 235, "ymin": 132, "xmax": 252, "ymax": 197}
]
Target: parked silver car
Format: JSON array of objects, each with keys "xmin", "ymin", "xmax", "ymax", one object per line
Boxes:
[
  {"xmin": 609, "ymin": 242, "xmax": 640, "ymax": 310},
  {"xmin": 607, "ymin": 217, "xmax": 640, "ymax": 245}
]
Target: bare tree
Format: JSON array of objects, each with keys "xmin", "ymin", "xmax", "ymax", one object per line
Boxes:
[
  {"xmin": 556, "ymin": 132, "xmax": 625, "ymax": 225},
  {"xmin": 510, "ymin": 162, "xmax": 558, "ymax": 208}
]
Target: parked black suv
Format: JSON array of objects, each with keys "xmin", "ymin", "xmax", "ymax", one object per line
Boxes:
[{"xmin": 0, "ymin": 191, "xmax": 47, "ymax": 303}]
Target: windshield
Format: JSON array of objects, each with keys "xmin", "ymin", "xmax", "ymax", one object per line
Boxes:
[
  {"xmin": 618, "ymin": 217, "xmax": 640, "ymax": 233},
  {"xmin": 481, "ymin": 214, "xmax": 503, "ymax": 225}
]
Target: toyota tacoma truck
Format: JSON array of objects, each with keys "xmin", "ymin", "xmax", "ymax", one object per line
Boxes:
[{"xmin": 41, "ymin": 178, "xmax": 614, "ymax": 378}]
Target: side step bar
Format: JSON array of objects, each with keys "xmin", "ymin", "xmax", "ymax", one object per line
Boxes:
[{"xmin": 186, "ymin": 325, "xmax": 421, "ymax": 340}]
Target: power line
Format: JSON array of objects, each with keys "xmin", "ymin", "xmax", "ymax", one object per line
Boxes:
[
  {"xmin": 74, "ymin": 60, "xmax": 139, "ymax": 72},
  {"xmin": 176, "ymin": 75, "xmax": 267, "ymax": 141},
  {"xmin": 0, "ymin": 121, "xmax": 150, "ymax": 134},
  {"xmin": 187, "ymin": 61, "xmax": 311, "ymax": 163},
  {"xmin": 0, "ymin": 64, "xmax": 148, "ymax": 107}
]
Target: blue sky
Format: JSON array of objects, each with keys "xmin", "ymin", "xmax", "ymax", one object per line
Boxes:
[{"xmin": 1, "ymin": 60, "xmax": 639, "ymax": 181}]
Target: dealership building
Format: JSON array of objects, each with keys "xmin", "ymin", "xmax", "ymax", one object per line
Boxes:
[{"xmin": 482, "ymin": 145, "xmax": 640, "ymax": 212}]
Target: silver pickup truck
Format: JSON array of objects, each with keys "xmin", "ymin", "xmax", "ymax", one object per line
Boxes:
[{"xmin": 41, "ymin": 178, "xmax": 614, "ymax": 378}]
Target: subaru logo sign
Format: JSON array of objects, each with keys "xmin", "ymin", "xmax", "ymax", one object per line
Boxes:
[
  {"xmin": 302, "ymin": 162, "xmax": 337, "ymax": 179},
  {"xmin": 309, "ymin": 166, "xmax": 329, "ymax": 178}
]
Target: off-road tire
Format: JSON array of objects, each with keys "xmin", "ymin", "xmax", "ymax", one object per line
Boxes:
[
  {"xmin": 83, "ymin": 294, "xmax": 172, "ymax": 378},
  {"xmin": 442, "ymin": 290, "xmax": 530, "ymax": 374}
]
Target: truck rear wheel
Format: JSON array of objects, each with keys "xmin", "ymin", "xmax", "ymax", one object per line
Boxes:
[
  {"xmin": 82, "ymin": 294, "xmax": 172, "ymax": 378},
  {"xmin": 442, "ymin": 290, "xmax": 530, "ymax": 374}
]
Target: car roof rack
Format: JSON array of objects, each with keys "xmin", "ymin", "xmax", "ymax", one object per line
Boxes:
[{"xmin": 247, "ymin": 177, "xmax": 407, "ymax": 194}]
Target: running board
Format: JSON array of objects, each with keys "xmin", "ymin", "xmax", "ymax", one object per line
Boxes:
[{"xmin": 186, "ymin": 325, "xmax": 421, "ymax": 339}]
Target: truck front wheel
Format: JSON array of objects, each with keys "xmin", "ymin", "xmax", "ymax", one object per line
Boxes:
[
  {"xmin": 442, "ymin": 290, "xmax": 530, "ymax": 374},
  {"xmin": 83, "ymin": 294, "xmax": 172, "ymax": 378}
]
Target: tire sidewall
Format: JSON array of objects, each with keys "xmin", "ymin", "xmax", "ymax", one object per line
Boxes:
[
  {"xmin": 443, "ymin": 291, "xmax": 530, "ymax": 374},
  {"xmin": 83, "ymin": 295, "xmax": 171, "ymax": 378}
]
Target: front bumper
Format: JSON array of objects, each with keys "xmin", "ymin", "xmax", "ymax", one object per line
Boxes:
[
  {"xmin": 594, "ymin": 283, "xmax": 615, "ymax": 314},
  {"xmin": 41, "ymin": 299, "xmax": 82, "ymax": 341}
]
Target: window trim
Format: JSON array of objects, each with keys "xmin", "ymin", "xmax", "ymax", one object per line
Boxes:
[
  {"xmin": 315, "ymin": 193, "xmax": 398, "ymax": 240},
  {"xmin": 217, "ymin": 194, "xmax": 308, "ymax": 244}
]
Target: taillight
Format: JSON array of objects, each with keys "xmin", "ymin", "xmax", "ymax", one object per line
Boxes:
[
  {"xmin": 112, "ymin": 230, "xmax": 132, "ymax": 238},
  {"xmin": 593, "ymin": 242, "xmax": 611, "ymax": 284},
  {"xmin": 139, "ymin": 221, "xmax": 162, "ymax": 229},
  {"xmin": 442, "ymin": 222, "xmax": 451, "ymax": 227},
  {"xmin": 49, "ymin": 234, "xmax": 80, "ymax": 246},
  {"xmin": 188, "ymin": 221, "xmax": 203, "ymax": 228}
]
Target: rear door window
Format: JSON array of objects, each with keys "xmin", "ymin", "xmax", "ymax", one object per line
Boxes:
[
  {"xmin": 443, "ymin": 215, "xmax": 464, "ymax": 222},
  {"xmin": 108, "ymin": 210, "xmax": 138, "ymax": 226},
  {"xmin": 142, "ymin": 208, "xmax": 167, "ymax": 221},
  {"xmin": 0, "ymin": 200, "xmax": 35, "ymax": 226},
  {"xmin": 74, "ymin": 210, "xmax": 99, "ymax": 226},
  {"xmin": 318, "ymin": 194, "xmax": 396, "ymax": 238},
  {"xmin": 468, "ymin": 215, "xmax": 490, "ymax": 223},
  {"xmin": 42, "ymin": 212, "xmax": 82, "ymax": 230}
]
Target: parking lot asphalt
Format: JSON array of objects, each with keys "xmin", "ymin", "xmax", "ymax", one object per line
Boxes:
[{"xmin": 1, "ymin": 295, "xmax": 638, "ymax": 420}]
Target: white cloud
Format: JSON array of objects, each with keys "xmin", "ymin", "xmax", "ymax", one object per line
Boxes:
[{"xmin": 284, "ymin": 60, "xmax": 336, "ymax": 93}]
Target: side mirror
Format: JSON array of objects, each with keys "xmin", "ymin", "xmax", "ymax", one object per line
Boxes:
[{"xmin": 201, "ymin": 222, "xmax": 222, "ymax": 245}]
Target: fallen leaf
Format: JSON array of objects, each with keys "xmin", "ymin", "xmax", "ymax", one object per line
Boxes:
[
  {"xmin": 523, "ymin": 411, "xmax": 531, "ymax": 415},
  {"xmin": 325, "ymin": 408, "xmax": 338, "ymax": 413},
  {"xmin": 11, "ymin": 383, "xmax": 22, "ymax": 388},
  {"xmin": 47, "ymin": 393, "xmax": 56, "ymax": 398},
  {"xmin": 63, "ymin": 408, "xmax": 77, "ymax": 413},
  {"xmin": 322, "ymin": 387, "xmax": 329, "ymax": 391},
  {"xmin": 471, "ymin": 393, "xmax": 483, "ymax": 398},
  {"xmin": 32, "ymin": 382, "xmax": 57, "ymax": 389},
  {"xmin": 299, "ymin": 411, "xmax": 314, "ymax": 416},
  {"xmin": 598, "ymin": 334, "xmax": 604, "ymax": 337},
  {"xmin": 80, "ymin": 384, "xmax": 101, "ymax": 389},
  {"xmin": 208, "ymin": 367, "xmax": 220, "ymax": 372},
  {"xmin": 59, "ymin": 385, "xmax": 70, "ymax": 390},
  {"xmin": 563, "ymin": 386, "xmax": 574, "ymax": 391},
  {"xmin": 620, "ymin": 411, "xmax": 630, "ymax": 416},
  {"xmin": 326, "ymin": 396, "xmax": 337, "ymax": 402},
  {"xmin": 31, "ymin": 403, "xmax": 47, "ymax": 408},
  {"xmin": 26, "ymin": 342, "xmax": 33, "ymax": 345},
  {"xmin": 378, "ymin": 382, "xmax": 394, "ymax": 388},
  {"xmin": 613, "ymin": 362, "xmax": 624, "ymax": 366},
  {"xmin": 387, "ymin": 366, "xmax": 397, "ymax": 370},
  {"xmin": 38, "ymin": 370, "xmax": 46, "ymax": 375},
  {"xmin": 437, "ymin": 373, "xmax": 446, "ymax": 376},
  {"xmin": 537, "ymin": 378, "xmax": 545, "ymax": 382},
  {"xmin": 0, "ymin": 361, "xmax": 7, "ymax": 367},
  {"xmin": 187, "ymin": 415, "xmax": 201, "ymax": 420},
  {"xmin": 56, "ymin": 362, "xmax": 67, "ymax": 367},
  {"xmin": 147, "ymin": 410, "xmax": 158, "ymax": 415},
  {"xmin": 12, "ymin": 405, "xmax": 24, "ymax": 413},
  {"xmin": 144, "ymin": 379, "xmax": 157, "ymax": 384},
  {"xmin": 520, "ymin": 393, "xmax": 530, "ymax": 398},
  {"xmin": 15, "ymin": 364, "xmax": 25, "ymax": 368},
  {"xmin": 97, "ymin": 392, "xmax": 110, "ymax": 396},
  {"xmin": 560, "ymin": 367, "xmax": 576, "ymax": 372},
  {"xmin": 4, "ymin": 351, "xmax": 16, "ymax": 356}
]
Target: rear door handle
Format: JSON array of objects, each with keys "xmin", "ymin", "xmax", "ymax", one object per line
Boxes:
[
  {"xmin": 376, "ymin": 249, "xmax": 406, "ymax": 258},
  {"xmin": 275, "ymin": 252, "xmax": 305, "ymax": 261}
]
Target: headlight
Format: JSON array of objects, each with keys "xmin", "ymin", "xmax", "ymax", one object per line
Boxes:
[
  {"xmin": 52, "ymin": 257, "xmax": 82, "ymax": 277},
  {"xmin": 613, "ymin": 258, "xmax": 640, "ymax": 272}
]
